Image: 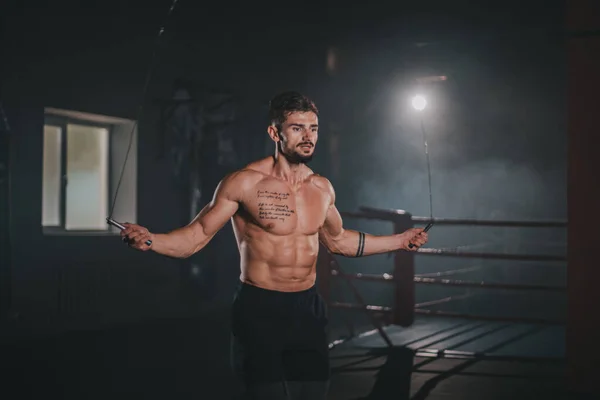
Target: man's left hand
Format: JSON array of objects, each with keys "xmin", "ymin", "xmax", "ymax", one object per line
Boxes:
[{"xmin": 400, "ymin": 228, "xmax": 428, "ymax": 251}]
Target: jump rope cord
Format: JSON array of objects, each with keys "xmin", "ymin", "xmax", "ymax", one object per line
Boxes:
[{"xmin": 109, "ymin": 0, "xmax": 180, "ymax": 218}]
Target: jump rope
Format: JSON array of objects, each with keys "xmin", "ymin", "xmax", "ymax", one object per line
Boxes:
[{"xmin": 106, "ymin": 0, "xmax": 181, "ymax": 245}]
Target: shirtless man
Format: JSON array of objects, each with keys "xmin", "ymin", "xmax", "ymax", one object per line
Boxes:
[{"xmin": 121, "ymin": 92, "xmax": 428, "ymax": 399}]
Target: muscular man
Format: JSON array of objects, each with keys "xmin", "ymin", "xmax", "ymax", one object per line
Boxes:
[{"xmin": 122, "ymin": 92, "xmax": 428, "ymax": 399}]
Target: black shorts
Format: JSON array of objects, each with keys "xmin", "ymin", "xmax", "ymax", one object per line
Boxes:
[{"xmin": 230, "ymin": 282, "xmax": 330, "ymax": 386}]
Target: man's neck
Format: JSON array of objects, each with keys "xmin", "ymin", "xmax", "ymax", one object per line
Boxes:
[{"xmin": 271, "ymin": 153, "xmax": 310, "ymax": 185}]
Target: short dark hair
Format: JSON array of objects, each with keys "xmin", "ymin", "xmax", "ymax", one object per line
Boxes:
[{"xmin": 268, "ymin": 91, "xmax": 318, "ymax": 131}]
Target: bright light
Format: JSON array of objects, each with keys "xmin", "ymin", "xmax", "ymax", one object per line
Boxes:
[{"xmin": 412, "ymin": 95, "xmax": 427, "ymax": 111}]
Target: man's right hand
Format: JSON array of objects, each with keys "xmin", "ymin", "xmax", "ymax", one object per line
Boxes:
[{"xmin": 121, "ymin": 223, "xmax": 154, "ymax": 251}]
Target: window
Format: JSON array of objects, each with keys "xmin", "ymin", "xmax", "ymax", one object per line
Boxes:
[{"xmin": 42, "ymin": 108, "xmax": 138, "ymax": 234}]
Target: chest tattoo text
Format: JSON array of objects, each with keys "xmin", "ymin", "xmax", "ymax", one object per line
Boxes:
[{"xmin": 257, "ymin": 190, "xmax": 296, "ymax": 222}]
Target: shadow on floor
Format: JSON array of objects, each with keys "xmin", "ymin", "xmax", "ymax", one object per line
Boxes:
[{"xmin": 362, "ymin": 347, "xmax": 414, "ymax": 400}]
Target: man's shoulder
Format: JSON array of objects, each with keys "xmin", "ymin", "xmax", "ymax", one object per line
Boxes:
[
  {"xmin": 219, "ymin": 158, "xmax": 274, "ymax": 193},
  {"xmin": 309, "ymin": 174, "xmax": 334, "ymax": 195},
  {"xmin": 214, "ymin": 168, "xmax": 264, "ymax": 202},
  {"xmin": 222, "ymin": 167, "xmax": 266, "ymax": 187}
]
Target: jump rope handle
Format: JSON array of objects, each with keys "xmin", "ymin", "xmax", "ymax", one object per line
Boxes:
[
  {"xmin": 408, "ymin": 222, "xmax": 434, "ymax": 249},
  {"xmin": 106, "ymin": 218, "xmax": 153, "ymax": 246}
]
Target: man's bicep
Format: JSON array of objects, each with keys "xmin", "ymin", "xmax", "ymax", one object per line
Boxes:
[
  {"xmin": 190, "ymin": 175, "xmax": 241, "ymax": 237},
  {"xmin": 320, "ymin": 203, "xmax": 344, "ymax": 240},
  {"xmin": 194, "ymin": 197, "xmax": 239, "ymax": 235},
  {"xmin": 317, "ymin": 177, "xmax": 344, "ymax": 240}
]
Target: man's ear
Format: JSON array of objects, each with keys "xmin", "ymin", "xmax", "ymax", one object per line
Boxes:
[{"xmin": 267, "ymin": 125, "xmax": 280, "ymax": 142}]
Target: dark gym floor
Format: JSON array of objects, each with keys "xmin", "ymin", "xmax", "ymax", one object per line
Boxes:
[{"xmin": 0, "ymin": 309, "xmax": 573, "ymax": 400}]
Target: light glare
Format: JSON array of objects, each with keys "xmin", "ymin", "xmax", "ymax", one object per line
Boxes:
[{"xmin": 412, "ymin": 95, "xmax": 427, "ymax": 111}]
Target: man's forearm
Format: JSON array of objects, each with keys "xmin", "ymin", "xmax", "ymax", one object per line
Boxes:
[
  {"xmin": 151, "ymin": 225, "xmax": 205, "ymax": 259},
  {"xmin": 328, "ymin": 229, "xmax": 404, "ymax": 257}
]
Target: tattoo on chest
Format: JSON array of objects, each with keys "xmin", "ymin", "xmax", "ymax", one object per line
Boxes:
[{"xmin": 257, "ymin": 190, "xmax": 296, "ymax": 222}]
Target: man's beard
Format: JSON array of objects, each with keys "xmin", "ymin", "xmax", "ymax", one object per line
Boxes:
[{"xmin": 279, "ymin": 143, "xmax": 314, "ymax": 164}]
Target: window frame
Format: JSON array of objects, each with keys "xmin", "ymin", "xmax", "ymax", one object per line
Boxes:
[{"xmin": 42, "ymin": 115, "xmax": 115, "ymax": 235}]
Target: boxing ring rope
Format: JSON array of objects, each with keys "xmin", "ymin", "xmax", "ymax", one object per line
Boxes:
[
  {"xmin": 331, "ymin": 270, "xmax": 566, "ymax": 292},
  {"xmin": 413, "ymin": 293, "xmax": 477, "ymax": 308},
  {"xmin": 416, "ymin": 247, "xmax": 565, "ymax": 262},
  {"xmin": 415, "ymin": 265, "xmax": 482, "ymax": 278},
  {"xmin": 317, "ymin": 206, "xmax": 568, "ymax": 348},
  {"xmin": 413, "ymin": 277, "xmax": 565, "ymax": 292},
  {"xmin": 357, "ymin": 206, "xmax": 566, "ymax": 228}
]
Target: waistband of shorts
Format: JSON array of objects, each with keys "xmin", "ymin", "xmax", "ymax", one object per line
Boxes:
[{"xmin": 237, "ymin": 280, "xmax": 317, "ymax": 297}]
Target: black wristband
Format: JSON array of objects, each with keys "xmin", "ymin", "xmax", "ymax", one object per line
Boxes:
[{"xmin": 355, "ymin": 232, "xmax": 365, "ymax": 257}]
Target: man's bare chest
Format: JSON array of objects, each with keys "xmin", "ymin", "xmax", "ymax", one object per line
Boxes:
[{"xmin": 241, "ymin": 182, "xmax": 329, "ymax": 235}]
